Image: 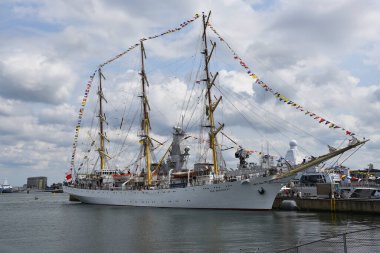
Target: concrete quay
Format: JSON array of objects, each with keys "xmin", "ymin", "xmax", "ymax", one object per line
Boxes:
[{"xmin": 273, "ymin": 197, "xmax": 380, "ymax": 213}]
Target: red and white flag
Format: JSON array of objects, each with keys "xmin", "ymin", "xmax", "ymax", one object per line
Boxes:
[{"xmin": 65, "ymin": 169, "xmax": 72, "ymax": 181}]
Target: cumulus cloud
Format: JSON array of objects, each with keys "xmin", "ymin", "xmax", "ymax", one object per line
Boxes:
[
  {"xmin": 218, "ymin": 70, "xmax": 255, "ymax": 95},
  {"xmin": 0, "ymin": 52, "xmax": 76, "ymax": 104},
  {"xmin": 1, "ymin": 0, "xmax": 380, "ymax": 186}
]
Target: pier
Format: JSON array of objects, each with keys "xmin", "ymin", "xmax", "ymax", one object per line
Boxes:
[{"xmin": 273, "ymin": 197, "xmax": 380, "ymax": 213}]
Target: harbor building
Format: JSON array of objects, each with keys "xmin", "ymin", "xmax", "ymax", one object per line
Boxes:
[{"xmin": 27, "ymin": 177, "xmax": 47, "ymax": 190}]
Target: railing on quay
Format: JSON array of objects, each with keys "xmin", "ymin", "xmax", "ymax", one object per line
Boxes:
[{"xmin": 276, "ymin": 226, "xmax": 380, "ymax": 253}]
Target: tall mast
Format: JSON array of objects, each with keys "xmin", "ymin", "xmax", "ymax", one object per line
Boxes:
[
  {"xmin": 140, "ymin": 41, "xmax": 152, "ymax": 186},
  {"xmin": 202, "ymin": 12, "xmax": 223, "ymax": 176},
  {"xmin": 98, "ymin": 68, "xmax": 107, "ymax": 171}
]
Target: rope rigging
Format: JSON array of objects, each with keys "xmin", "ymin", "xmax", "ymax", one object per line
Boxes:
[
  {"xmin": 207, "ymin": 22, "xmax": 360, "ymax": 139},
  {"xmin": 67, "ymin": 12, "xmax": 366, "ymax": 183}
]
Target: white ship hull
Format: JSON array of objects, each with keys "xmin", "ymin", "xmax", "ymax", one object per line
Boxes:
[
  {"xmin": 0, "ymin": 185, "xmax": 12, "ymax": 193},
  {"xmin": 64, "ymin": 179, "xmax": 286, "ymax": 210}
]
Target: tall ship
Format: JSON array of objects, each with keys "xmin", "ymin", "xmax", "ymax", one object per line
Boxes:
[{"xmin": 63, "ymin": 12, "xmax": 367, "ymax": 209}]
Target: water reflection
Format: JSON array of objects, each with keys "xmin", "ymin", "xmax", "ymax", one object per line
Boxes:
[{"xmin": 1, "ymin": 193, "xmax": 380, "ymax": 253}]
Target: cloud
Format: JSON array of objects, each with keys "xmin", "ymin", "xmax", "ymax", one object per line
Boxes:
[
  {"xmin": 218, "ymin": 70, "xmax": 255, "ymax": 95},
  {"xmin": 38, "ymin": 103, "xmax": 77, "ymax": 125},
  {"xmin": 1, "ymin": 0, "xmax": 380, "ymax": 186},
  {"xmin": 0, "ymin": 52, "xmax": 76, "ymax": 104}
]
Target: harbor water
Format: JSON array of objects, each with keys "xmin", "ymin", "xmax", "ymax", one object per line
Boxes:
[{"xmin": 1, "ymin": 192, "xmax": 379, "ymax": 253}]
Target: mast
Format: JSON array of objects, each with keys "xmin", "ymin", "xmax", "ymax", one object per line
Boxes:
[
  {"xmin": 98, "ymin": 68, "xmax": 107, "ymax": 171},
  {"xmin": 140, "ymin": 41, "xmax": 152, "ymax": 186},
  {"xmin": 202, "ymin": 12, "xmax": 223, "ymax": 176}
]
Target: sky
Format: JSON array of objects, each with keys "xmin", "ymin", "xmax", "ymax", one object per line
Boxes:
[{"xmin": 1, "ymin": 0, "xmax": 380, "ymax": 186}]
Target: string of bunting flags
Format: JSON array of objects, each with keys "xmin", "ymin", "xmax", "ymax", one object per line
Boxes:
[
  {"xmin": 99, "ymin": 13, "xmax": 200, "ymax": 68},
  {"xmin": 67, "ymin": 14, "xmax": 201, "ymax": 180},
  {"xmin": 68, "ymin": 70, "xmax": 97, "ymax": 180},
  {"xmin": 207, "ymin": 23, "xmax": 356, "ymax": 137}
]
